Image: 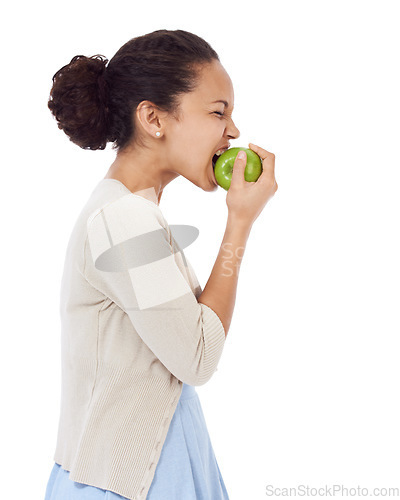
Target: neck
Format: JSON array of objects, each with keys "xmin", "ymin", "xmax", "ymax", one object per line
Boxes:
[{"xmin": 104, "ymin": 147, "xmax": 180, "ymax": 205}]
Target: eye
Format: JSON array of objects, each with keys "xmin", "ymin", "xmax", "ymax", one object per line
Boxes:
[{"xmin": 214, "ymin": 111, "xmax": 225, "ymax": 117}]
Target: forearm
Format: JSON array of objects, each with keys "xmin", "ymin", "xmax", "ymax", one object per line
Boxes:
[{"xmin": 198, "ymin": 215, "xmax": 252, "ymax": 337}]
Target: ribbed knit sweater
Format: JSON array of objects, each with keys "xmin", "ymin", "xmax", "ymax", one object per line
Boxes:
[{"xmin": 53, "ymin": 178, "xmax": 226, "ymax": 500}]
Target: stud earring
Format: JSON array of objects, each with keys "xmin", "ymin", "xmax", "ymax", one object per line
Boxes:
[{"xmin": 156, "ymin": 132, "xmax": 161, "ymax": 137}]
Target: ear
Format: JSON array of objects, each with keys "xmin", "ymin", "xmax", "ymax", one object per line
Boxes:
[{"xmin": 136, "ymin": 100, "xmax": 165, "ymax": 137}]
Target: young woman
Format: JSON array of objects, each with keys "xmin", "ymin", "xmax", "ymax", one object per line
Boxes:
[{"xmin": 44, "ymin": 29, "xmax": 277, "ymax": 500}]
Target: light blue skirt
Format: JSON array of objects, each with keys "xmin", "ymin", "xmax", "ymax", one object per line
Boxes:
[{"xmin": 44, "ymin": 383, "xmax": 229, "ymax": 499}]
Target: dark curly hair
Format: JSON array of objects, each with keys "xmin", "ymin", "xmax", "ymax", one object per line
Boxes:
[{"xmin": 47, "ymin": 29, "xmax": 220, "ymax": 152}]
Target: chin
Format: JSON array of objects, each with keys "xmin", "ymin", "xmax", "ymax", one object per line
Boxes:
[
  {"xmin": 197, "ymin": 179, "xmax": 217, "ymax": 192},
  {"xmin": 205, "ymin": 172, "xmax": 219, "ymax": 191},
  {"xmin": 205, "ymin": 183, "xmax": 218, "ymax": 192}
]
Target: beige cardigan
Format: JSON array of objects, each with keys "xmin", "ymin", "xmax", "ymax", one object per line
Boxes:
[{"xmin": 53, "ymin": 178, "xmax": 226, "ymax": 500}]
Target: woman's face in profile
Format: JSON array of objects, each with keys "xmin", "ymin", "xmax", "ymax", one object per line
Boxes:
[{"xmin": 164, "ymin": 59, "xmax": 240, "ymax": 191}]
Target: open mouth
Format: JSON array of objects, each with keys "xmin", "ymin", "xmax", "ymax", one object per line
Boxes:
[
  {"xmin": 212, "ymin": 154, "xmax": 219, "ymax": 168},
  {"xmin": 212, "ymin": 148, "xmax": 227, "ymax": 168}
]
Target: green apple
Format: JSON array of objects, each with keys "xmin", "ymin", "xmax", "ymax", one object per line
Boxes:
[{"xmin": 213, "ymin": 147, "xmax": 262, "ymax": 191}]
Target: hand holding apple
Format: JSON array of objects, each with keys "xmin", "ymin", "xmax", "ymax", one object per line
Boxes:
[
  {"xmin": 225, "ymin": 143, "xmax": 278, "ymax": 227},
  {"xmin": 213, "ymin": 146, "xmax": 262, "ymax": 191}
]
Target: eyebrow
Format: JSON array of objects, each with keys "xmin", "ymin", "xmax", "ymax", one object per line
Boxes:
[{"xmin": 212, "ymin": 100, "xmax": 229, "ymax": 107}]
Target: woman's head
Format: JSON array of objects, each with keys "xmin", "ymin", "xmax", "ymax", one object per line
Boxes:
[
  {"xmin": 48, "ymin": 29, "xmax": 225, "ymax": 152},
  {"xmin": 48, "ymin": 29, "xmax": 240, "ymax": 192}
]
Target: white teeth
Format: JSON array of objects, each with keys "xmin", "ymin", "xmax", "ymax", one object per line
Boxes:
[{"xmin": 215, "ymin": 149, "xmax": 225, "ymax": 156}]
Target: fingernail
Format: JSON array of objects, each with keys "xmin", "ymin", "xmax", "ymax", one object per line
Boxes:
[{"xmin": 238, "ymin": 151, "xmax": 246, "ymax": 159}]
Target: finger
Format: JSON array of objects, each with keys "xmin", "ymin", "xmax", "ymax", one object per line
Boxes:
[
  {"xmin": 248, "ymin": 143, "xmax": 275, "ymax": 175},
  {"xmin": 248, "ymin": 142, "xmax": 270, "ymax": 155},
  {"xmin": 230, "ymin": 150, "xmax": 247, "ymax": 187},
  {"xmin": 248, "ymin": 142, "xmax": 274, "ymax": 161}
]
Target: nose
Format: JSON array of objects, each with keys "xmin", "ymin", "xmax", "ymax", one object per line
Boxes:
[{"xmin": 226, "ymin": 116, "xmax": 240, "ymax": 140}]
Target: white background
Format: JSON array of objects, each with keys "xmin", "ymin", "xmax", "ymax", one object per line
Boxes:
[{"xmin": 2, "ymin": 0, "xmax": 399, "ymax": 499}]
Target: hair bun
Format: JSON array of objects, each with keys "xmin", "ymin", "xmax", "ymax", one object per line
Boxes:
[{"xmin": 48, "ymin": 54, "xmax": 110, "ymax": 150}]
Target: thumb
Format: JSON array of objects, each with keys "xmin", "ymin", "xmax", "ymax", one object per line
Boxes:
[{"xmin": 230, "ymin": 150, "xmax": 247, "ymax": 187}]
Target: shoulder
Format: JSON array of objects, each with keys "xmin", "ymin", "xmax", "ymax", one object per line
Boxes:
[
  {"xmin": 86, "ymin": 193, "xmax": 172, "ymax": 265},
  {"xmin": 87, "ymin": 193, "xmax": 167, "ymax": 233}
]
